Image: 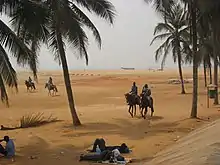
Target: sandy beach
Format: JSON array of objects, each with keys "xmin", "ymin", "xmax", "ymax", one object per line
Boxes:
[{"xmin": 0, "ymin": 69, "xmax": 219, "ymax": 165}]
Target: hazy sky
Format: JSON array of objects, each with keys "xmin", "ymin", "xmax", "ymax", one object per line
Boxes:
[{"xmin": 2, "ymin": 0, "xmax": 181, "ymax": 71}]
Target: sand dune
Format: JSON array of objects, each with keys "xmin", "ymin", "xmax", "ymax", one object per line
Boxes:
[
  {"xmin": 144, "ymin": 119, "xmax": 220, "ymax": 165},
  {"xmin": 0, "ymin": 69, "xmax": 219, "ymax": 165}
]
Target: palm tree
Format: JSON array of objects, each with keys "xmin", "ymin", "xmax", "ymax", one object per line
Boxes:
[
  {"xmin": 198, "ymin": 0, "xmax": 220, "ymax": 105},
  {"xmin": 0, "ymin": 12, "xmax": 37, "ymax": 106},
  {"xmin": 150, "ymin": 4, "xmax": 189, "ymax": 94},
  {"xmin": 146, "ymin": 0, "xmax": 199, "ymax": 118},
  {"xmin": 3, "ymin": 0, "xmax": 116, "ymax": 126}
]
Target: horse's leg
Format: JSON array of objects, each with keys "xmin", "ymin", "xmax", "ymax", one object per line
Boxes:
[
  {"xmin": 150, "ymin": 98, "xmax": 154, "ymax": 117},
  {"xmin": 128, "ymin": 105, "xmax": 133, "ymax": 117},
  {"xmin": 144, "ymin": 107, "xmax": 148, "ymax": 119},
  {"xmin": 134, "ymin": 105, "xmax": 137, "ymax": 116}
]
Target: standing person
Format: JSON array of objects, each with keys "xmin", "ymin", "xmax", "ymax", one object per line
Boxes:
[{"xmin": 0, "ymin": 136, "xmax": 15, "ymax": 158}]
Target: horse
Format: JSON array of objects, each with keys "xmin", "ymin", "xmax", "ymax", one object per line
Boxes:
[
  {"xmin": 25, "ymin": 80, "xmax": 36, "ymax": 92},
  {"xmin": 140, "ymin": 93, "xmax": 154, "ymax": 119},
  {"xmin": 45, "ymin": 83, "xmax": 58, "ymax": 96},
  {"xmin": 124, "ymin": 93, "xmax": 141, "ymax": 117}
]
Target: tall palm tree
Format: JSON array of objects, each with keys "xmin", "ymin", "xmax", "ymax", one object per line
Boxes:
[
  {"xmin": 151, "ymin": 4, "xmax": 189, "ymax": 94},
  {"xmin": 3, "ymin": 0, "xmax": 116, "ymax": 126},
  {"xmin": 146, "ymin": 0, "xmax": 199, "ymax": 118},
  {"xmin": 198, "ymin": 0, "xmax": 220, "ymax": 105}
]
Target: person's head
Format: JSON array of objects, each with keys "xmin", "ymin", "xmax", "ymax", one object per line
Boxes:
[
  {"xmin": 133, "ymin": 82, "xmax": 136, "ymax": 86},
  {"xmin": 29, "ymin": 76, "xmax": 31, "ymax": 79},
  {"xmin": 4, "ymin": 136, "xmax": 9, "ymax": 142},
  {"xmin": 49, "ymin": 77, "xmax": 52, "ymax": 79},
  {"xmin": 144, "ymin": 84, "xmax": 148, "ymax": 88}
]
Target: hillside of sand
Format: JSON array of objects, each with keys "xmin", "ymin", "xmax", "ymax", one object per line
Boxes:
[
  {"xmin": 0, "ymin": 69, "xmax": 220, "ymax": 165},
  {"xmin": 144, "ymin": 118, "xmax": 220, "ymax": 165}
]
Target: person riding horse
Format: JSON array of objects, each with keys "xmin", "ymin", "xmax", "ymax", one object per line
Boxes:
[
  {"xmin": 28, "ymin": 77, "xmax": 33, "ymax": 84},
  {"xmin": 48, "ymin": 77, "xmax": 54, "ymax": 87},
  {"xmin": 130, "ymin": 82, "xmax": 138, "ymax": 96},
  {"xmin": 141, "ymin": 84, "xmax": 152, "ymax": 104}
]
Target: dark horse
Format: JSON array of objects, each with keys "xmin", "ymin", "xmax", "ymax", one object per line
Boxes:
[
  {"xmin": 25, "ymin": 80, "xmax": 36, "ymax": 92},
  {"xmin": 45, "ymin": 83, "xmax": 58, "ymax": 96},
  {"xmin": 140, "ymin": 94, "xmax": 154, "ymax": 119},
  {"xmin": 124, "ymin": 93, "xmax": 141, "ymax": 117}
]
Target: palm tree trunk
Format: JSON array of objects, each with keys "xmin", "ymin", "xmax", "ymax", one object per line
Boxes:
[
  {"xmin": 212, "ymin": 25, "xmax": 219, "ymax": 105},
  {"xmin": 177, "ymin": 45, "xmax": 186, "ymax": 94},
  {"xmin": 203, "ymin": 60, "xmax": 207, "ymax": 87},
  {"xmin": 190, "ymin": 0, "xmax": 198, "ymax": 118},
  {"xmin": 0, "ymin": 75, "xmax": 9, "ymax": 107},
  {"xmin": 208, "ymin": 58, "xmax": 212, "ymax": 84},
  {"xmin": 55, "ymin": 24, "xmax": 81, "ymax": 126}
]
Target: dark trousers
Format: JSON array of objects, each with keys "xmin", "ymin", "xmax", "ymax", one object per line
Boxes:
[
  {"xmin": 92, "ymin": 138, "xmax": 106, "ymax": 152},
  {"xmin": 0, "ymin": 144, "xmax": 7, "ymax": 156}
]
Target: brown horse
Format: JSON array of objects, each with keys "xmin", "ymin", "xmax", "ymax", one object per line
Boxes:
[
  {"xmin": 140, "ymin": 93, "xmax": 154, "ymax": 119},
  {"xmin": 124, "ymin": 93, "xmax": 141, "ymax": 117},
  {"xmin": 25, "ymin": 80, "xmax": 36, "ymax": 92},
  {"xmin": 45, "ymin": 83, "xmax": 58, "ymax": 96}
]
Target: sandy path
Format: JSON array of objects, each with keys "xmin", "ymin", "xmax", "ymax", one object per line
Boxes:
[{"xmin": 0, "ymin": 69, "xmax": 219, "ymax": 165}]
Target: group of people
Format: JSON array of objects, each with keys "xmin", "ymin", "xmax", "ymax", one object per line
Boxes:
[
  {"xmin": 129, "ymin": 82, "xmax": 151, "ymax": 98},
  {"xmin": 0, "ymin": 136, "xmax": 15, "ymax": 159},
  {"xmin": 28, "ymin": 76, "xmax": 54, "ymax": 87},
  {"xmin": 80, "ymin": 138, "xmax": 130, "ymax": 163}
]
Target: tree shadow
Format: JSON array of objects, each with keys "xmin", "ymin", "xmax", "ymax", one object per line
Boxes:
[{"xmin": 0, "ymin": 136, "xmax": 85, "ymax": 165}]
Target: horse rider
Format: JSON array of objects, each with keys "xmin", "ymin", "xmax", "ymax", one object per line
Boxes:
[
  {"xmin": 141, "ymin": 84, "xmax": 151, "ymax": 100},
  {"xmin": 48, "ymin": 77, "xmax": 54, "ymax": 87},
  {"xmin": 130, "ymin": 82, "xmax": 138, "ymax": 96},
  {"xmin": 28, "ymin": 76, "xmax": 33, "ymax": 84}
]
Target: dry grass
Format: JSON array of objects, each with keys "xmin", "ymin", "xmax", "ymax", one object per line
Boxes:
[{"xmin": 20, "ymin": 113, "xmax": 58, "ymax": 128}]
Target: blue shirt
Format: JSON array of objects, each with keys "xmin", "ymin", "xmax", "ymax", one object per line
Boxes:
[{"xmin": 5, "ymin": 139, "xmax": 15, "ymax": 157}]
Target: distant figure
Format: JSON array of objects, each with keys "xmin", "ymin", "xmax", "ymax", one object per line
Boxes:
[
  {"xmin": 28, "ymin": 76, "xmax": 33, "ymax": 84},
  {"xmin": 0, "ymin": 136, "xmax": 15, "ymax": 158},
  {"xmin": 140, "ymin": 84, "xmax": 154, "ymax": 118},
  {"xmin": 48, "ymin": 77, "xmax": 53, "ymax": 87},
  {"xmin": 141, "ymin": 84, "xmax": 151, "ymax": 98},
  {"xmin": 45, "ymin": 77, "xmax": 58, "ymax": 96},
  {"xmin": 130, "ymin": 82, "xmax": 138, "ymax": 96}
]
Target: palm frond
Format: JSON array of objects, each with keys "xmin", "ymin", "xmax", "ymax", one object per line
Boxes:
[
  {"xmin": 0, "ymin": 19, "xmax": 37, "ymax": 73},
  {"xmin": 154, "ymin": 35, "xmax": 172, "ymax": 61},
  {"xmin": 153, "ymin": 23, "xmax": 174, "ymax": 35},
  {"xmin": 71, "ymin": 3, "xmax": 101, "ymax": 48},
  {"xmin": 0, "ymin": 44, "xmax": 18, "ymax": 89},
  {"xmin": 60, "ymin": 5, "xmax": 89, "ymax": 64},
  {"xmin": 73, "ymin": 0, "xmax": 116, "ymax": 24},
  {"xmin": 150, "ymin": 32, "xmax": 172, "ymax": 45}
]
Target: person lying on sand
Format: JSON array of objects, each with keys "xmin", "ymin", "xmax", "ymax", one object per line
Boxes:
[
  {"xmin": 0, "ymin": 136, "xmax": 15, "ymax": 158},
  {"xmin": 80, "ymin": 148, "xmax": 125, "ymax": 162},
  {"xmin": 91, "ymin": 138, "xmax": 130, "ymax": 153}
]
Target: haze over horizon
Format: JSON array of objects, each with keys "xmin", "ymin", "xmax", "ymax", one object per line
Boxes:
[{"xmin": 1, "ymin": 0, "xmax": 192, "ymax": 71}]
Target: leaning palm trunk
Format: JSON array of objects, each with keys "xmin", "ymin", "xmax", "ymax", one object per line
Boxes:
[
  {"xmin": 203, "ymin": 60, "xmax": 207, "ymax": 87},
  {"xmin": 190, "ymin": 0, "xmax": 198, "ymax": 118},
  {"xmin": 177, "ymin": 45, "xmax": 186, "ymax": 94},
  {"xmin": 55, "ymin": 24, "xmax": 81, "ymax": 126},
  {"xmin": 0, "ymin": 75, "xmax": 9, "ymax": 107}
]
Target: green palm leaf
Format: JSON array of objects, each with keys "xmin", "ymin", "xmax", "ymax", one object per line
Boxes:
[{"xmin": 73, "ymin": 0, "xmax": 116, "ymax": 24}]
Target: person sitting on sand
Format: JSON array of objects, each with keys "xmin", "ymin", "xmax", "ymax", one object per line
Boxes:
[{"xmin": 0, "ymin": 136, "xmax": 15, "ymax": 158}]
